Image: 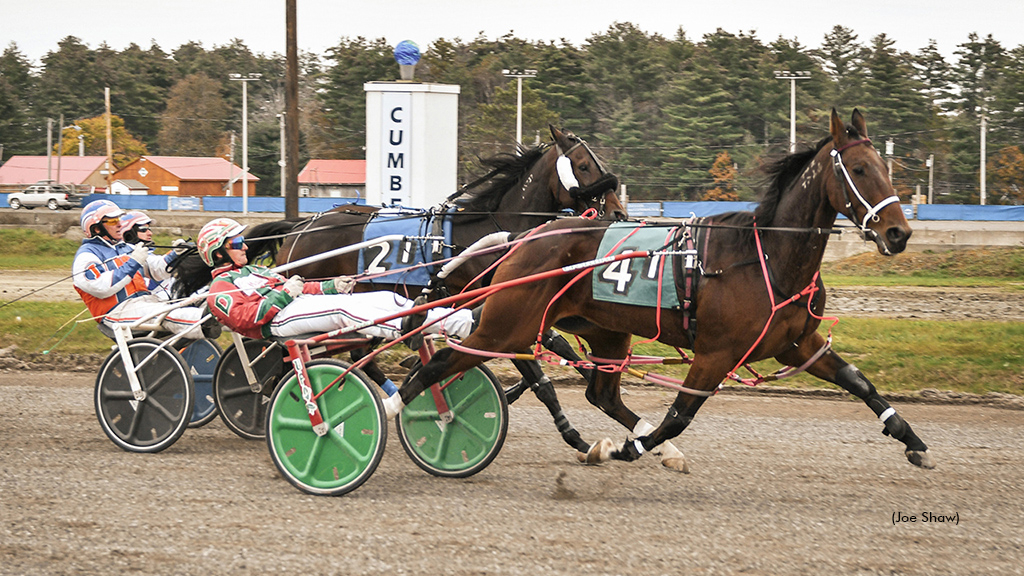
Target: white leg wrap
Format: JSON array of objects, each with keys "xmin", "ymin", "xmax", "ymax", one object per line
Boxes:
[
  {"xmin": 878, "ymin": 407, "xmax": 896, "ymax": 422},
  {"xmin": 633, "ymin": 420, "xmax": 685, "ymax": 460},
  {"xmin": 383, "ymin": 393, "xmax": 404, "ymax": 419}
]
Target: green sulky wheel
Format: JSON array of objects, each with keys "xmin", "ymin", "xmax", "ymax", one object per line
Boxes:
[
  {"xmin": 396, "ymin": 363, "xmax": 508, "ymax": 478},
  {"xmin": 265, "ymin": 360, "xmax": 387, "ymax": 496}
]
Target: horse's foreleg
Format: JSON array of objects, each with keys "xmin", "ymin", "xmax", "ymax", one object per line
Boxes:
[
  {"xmin": 780, "ymin": 343, "xmax": 935, "ymax": 469},
  {"xmin": 579, "ymin": 332, "xmax": 691, "ymax": 472}
]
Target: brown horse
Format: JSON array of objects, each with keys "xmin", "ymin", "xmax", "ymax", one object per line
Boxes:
[{"xmin": 393, "ymin": 109, "xmax": 935, "ymax": 472}]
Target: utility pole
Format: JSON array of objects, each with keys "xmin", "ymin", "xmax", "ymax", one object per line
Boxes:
[
  {"xmin": 502, "ymin": 69, "xmax": 537, "ymax": 146},
  {"xmin": 285, "ymin": 0, "xmax": 299, "ymax": 218},
  {"xmin": 980, "ymin": 114, "xmax": 987, "ymax": 205},
  {"xmin": 228, "ymin": 132, "xmax": 235, "ymax": 196},
  {"xmin": 773, "ymin": 70, "xmax": 811, "ymax": 153},
  {"xmin": 230, "ymin": 73, "xmax": 261, "ymax": 215},
  {"xmin": 885, "ymin": 139, "xmax": 894, "ymax": 183},
  {"xmin": 277, "ymin": 112, "xmax": 286, "ymax": 197},
  {"xmin": 105, "ymin": 87, "xmax": 113, "ymax": 188},
  {"xmin": 46, "ymin": 117, "xmax": 53, "ymax": 182},
  {"xmin": 927, "ymin": 154, "xmax": 934, "ymax": 204},
  {"xmin": 56, "ymin": 114, "xmax": 64, "ymax": 185}
]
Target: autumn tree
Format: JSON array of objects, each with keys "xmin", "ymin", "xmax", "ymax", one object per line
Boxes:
[
  {"xmin": 158, "ymin": 73, "xmax": 230, "ymax": 156},
  {"xmin": 987, "ymin": 145, "xmax": 1024, "ymax": 205},
  {"xmin": 703, "ymin": 151, "xmax": 739, "ymax": 201},
  {"xmin": 56, "ymin": 114, "xmax": 147, "ymax": 169}
]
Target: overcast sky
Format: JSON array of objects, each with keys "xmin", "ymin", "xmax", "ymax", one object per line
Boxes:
[{"xmin": 2, "ymin": 0, "xmax": 1022, "ymax": 65}]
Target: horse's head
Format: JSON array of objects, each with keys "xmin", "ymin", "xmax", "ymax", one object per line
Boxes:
[
  {"xmin": 825, "ymin": 109, "xmax": 912, "ymax": 255},
  {"xmin": 548, "ymin": 125, "xmax": 627, "ymax": 221}
]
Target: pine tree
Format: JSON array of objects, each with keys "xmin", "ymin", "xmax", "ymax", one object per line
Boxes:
[{"xmin": 157, "ymin": 73, "xmax": 230, "ymax": 156}]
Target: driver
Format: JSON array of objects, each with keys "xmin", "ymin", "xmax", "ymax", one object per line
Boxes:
[
  {"xmin": 73, "ymin": 200, "xmax": 208, "ymax": 339},
  {"xmin": 197, "ymin": 217, "xmax": 475, "ymax": 343}
]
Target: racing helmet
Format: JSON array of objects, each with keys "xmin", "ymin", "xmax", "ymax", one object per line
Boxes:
[
  {"xmin": 80, "ymin": 200, "xmax": 125, "ymax": 238},
  {"xmin": 120, "ymin": 210, "xmax": 153, "ymax": 244},
  {"xmin": 197, "ymin": 217, "xmax": 247, "ymax": 267},
  {"xmin": 120, "ymin": 210, "xmax": 152, "ymax": 233}
]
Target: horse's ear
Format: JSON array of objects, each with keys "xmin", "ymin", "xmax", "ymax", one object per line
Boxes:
[
  {"xmin": 851, "ymin": 108, "xmax": 868, "ymax": 138},
  {"xmin": 549, "ymin": 125, "xmax": 571, "ymax": 150},
  {"xmin": 829, "ymin": 108, "xmax": 847, "ymax": 146}
]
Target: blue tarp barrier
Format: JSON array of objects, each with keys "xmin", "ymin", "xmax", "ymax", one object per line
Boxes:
[
  {"xmin": 626, "ymin": 202, "xmax": 662, "ymax": 217},
  {"xmin": 661, "ymin": 201, "xmax": 758, "ymax": 218},
  {"xmin": 917, "ymin": 204, "xmax": 1024, "ymax": 221}
]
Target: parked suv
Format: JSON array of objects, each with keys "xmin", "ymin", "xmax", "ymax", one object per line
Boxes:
[{"xmin": 8, "ymin": 181, "xmax": 85, "ymax": 210}]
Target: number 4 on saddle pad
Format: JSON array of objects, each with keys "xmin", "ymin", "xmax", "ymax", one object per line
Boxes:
[{"xmin": 592, "ymin": 223, "xmax": 681, "ymax": 309}]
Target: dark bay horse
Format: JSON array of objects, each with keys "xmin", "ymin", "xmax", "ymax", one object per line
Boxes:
[
  {"xmin": 245, "ymin": 125, "xmax": 625, "ymax": 295},
  {"xmin": 170, "ymin": 126, "xmax": 625, "ymax": 451},
  {"xmin": 395, "ymin": 109, "xmax": 935, "ymax": 472}
]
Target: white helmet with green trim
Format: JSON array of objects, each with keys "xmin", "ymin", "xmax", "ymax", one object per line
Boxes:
[{"xmin": 197, "ymin": 218, "xmax": 247, "ymax": 267}]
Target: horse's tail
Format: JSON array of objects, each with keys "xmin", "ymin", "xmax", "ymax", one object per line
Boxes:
[{"xmin": 245, "ymin": 219, "xmax": 305, "ymax": 264}]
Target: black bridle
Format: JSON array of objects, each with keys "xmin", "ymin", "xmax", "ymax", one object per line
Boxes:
[{"xmin": 555, "ymin": 137, "xmax": 619, "ymax": 217}]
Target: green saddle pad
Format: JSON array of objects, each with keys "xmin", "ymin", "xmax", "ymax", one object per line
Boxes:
[{"xmin": 592, "ymin": 223, "xmax": 680, "ymax": 309}]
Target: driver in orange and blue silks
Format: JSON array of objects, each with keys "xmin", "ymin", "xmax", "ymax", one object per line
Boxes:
[{"xmin": 72, "ymin": 200, "xmax": 207, "ymax": 338}]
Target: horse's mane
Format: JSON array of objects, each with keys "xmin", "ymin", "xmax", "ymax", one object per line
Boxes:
[
  {"xmin": 708, "ymin": 134, "xmax": 833, "ymax": 245},
  {"xmin": 455, "ymin": 145, "xmax": 549, "ymax": 212},
  {"xmin": 169, "ymin": 252, "xmax": 214, "ymax": 300}
]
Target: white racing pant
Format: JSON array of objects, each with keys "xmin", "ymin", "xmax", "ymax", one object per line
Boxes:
[
  {"xmin": 103, "ymin": 294, "xmax": 206, "ymax": 340},
  {"xmin": 269, "ymin": 292, "xmax": 474, "ymax": 341}
]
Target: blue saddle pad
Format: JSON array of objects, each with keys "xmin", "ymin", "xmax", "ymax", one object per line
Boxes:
[
  {"xmin": 356, "ymin": 208, "xmax": 453, "ymax": 286},
  {"xmin": 592, "ymin": 222, "xmax": 680, "ymax": 309}
]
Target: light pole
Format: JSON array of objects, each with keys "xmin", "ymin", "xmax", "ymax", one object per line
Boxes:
[
  {"xmin": 229, "ymin": 73, "xmax": 262, "ymax": 215},
  {"xmin": 774, "ymin": 70, "xmax": 810, "ymax": 153},
  {"xmin": 502, "ymin": 69, "xmax": 537, "ymax": 146}
]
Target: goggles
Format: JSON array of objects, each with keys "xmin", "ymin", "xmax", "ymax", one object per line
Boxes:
[
  {"xmin": 136, "ymin": 226, "xmax": 151, "ymax": 233},
  {"xmin": 100, "ymin": 216, "xmax": 121, "ymax": 225},
  {"xmin": 227, "ymin": 236, "xmax": 246, "ymax": 250}
]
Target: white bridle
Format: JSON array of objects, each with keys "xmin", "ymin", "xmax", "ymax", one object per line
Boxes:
[{"xmin": 829, "ymin": 138, "xmax": 901, "ymax": 253}]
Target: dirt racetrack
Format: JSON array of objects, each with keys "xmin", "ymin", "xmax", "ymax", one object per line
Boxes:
[{"xmin": 2, "ymin": 370, "xmax": 1022, "ymax": 575}]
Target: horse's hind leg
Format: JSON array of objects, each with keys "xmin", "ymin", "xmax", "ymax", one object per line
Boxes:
[
  {"xmin": 581, "ymin": 330, "xmax": 690, "ymax": 472},
  {"xmin": 779, "ymin": 344, "xmax": 935, "ymax": 469},
  {"xmin": 510, "ymin": 358, "xmax": 590, "ymax": 453}
]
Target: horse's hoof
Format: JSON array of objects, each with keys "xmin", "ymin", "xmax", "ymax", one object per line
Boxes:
[
  {"xmin": 577, "ymin": 438, "xmax": 614, "ymax": 465},
  {"xmin": 906, "ymin": 449, "xmax": 936, "ymax": 469},
  {"xmin": 661, "ymin": 457, "xmax": 690, "ymax": 474}
]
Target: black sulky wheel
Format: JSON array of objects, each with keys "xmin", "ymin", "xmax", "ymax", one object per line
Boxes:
[
  {"xmin": 212, "ymin": 339, "xmax": 284, "ymax": 440},
  {"xmin": 94, "ymin": 337, "xmax": 194, "ymax": 453}
]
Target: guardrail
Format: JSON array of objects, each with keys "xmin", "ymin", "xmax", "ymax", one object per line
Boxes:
[
  {"xmin": 626, "ymin": 201, "xmax": 1024, "ymax": 222},
  {"xmin": 0, "ymin": 192, "xmax": 366, "ymax": 213}
]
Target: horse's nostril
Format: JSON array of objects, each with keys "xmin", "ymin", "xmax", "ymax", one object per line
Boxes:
[{"xmin": 886, "ymin": 227, "xmax": 910, "ymax": 250}]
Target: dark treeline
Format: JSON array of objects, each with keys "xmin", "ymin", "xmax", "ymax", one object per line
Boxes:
[{"xmin": 1, "ymin": 24, "xmax": 1022, "ymax": 204}]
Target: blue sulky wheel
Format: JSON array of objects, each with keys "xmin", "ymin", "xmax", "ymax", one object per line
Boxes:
[
  {"xmin": 94, "ymin": 337, "xmax": 195, "ymax": 453},
  {"xmin": 179, "ymin": 338, "xmax": 222, "ymax": 428},
  {"xmin": 396, "ymin": 362, "xmax": 508, "ymax": 478},
  {"xmin": 213, "ymin": 339, "xmax": 284, "ymax": 440},
  {"xmin": 266, "ymin": 360, "xmax": 387, "ymax": 496}
]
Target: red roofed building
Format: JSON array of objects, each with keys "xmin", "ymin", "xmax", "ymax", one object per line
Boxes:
[
  {"xmin": 0, "ymin": 155, "xmax": 109, "ymax": 193},
  {"xmin": 298, "ymin": 159, "xmax": 365, "ymax": 198},
  {"xmin": 113, "ymin": 156, "xmax": 258, "ymax": 197}
]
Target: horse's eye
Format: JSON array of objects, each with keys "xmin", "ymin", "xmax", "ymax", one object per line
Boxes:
[
  {"xmin": 578, "ymin": 163, "xmax": 590, "ymax": 173},
  {"xmin": 852, "ymin": 166, "xmax": 866, "ymax": 176}
]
